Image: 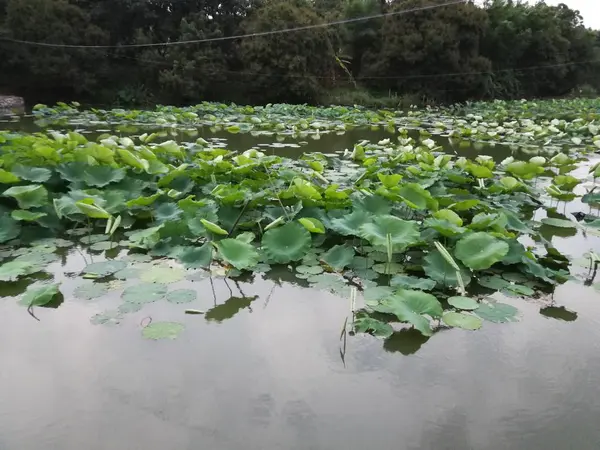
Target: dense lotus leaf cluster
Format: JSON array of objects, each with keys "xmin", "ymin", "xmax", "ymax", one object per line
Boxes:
[{"xmin": 2, "ymin": 100, "xmax": 600, "ymax": 340}]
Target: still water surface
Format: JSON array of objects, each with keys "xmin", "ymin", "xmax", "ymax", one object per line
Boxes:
[{"xmin": 1, "ymin": 118, "xmax": 600, "ymax": 450}]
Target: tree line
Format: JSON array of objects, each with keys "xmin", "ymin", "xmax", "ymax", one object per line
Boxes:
[{"xmin": 0, "ymin": 0, "xmax": 598, "ymax": 107}]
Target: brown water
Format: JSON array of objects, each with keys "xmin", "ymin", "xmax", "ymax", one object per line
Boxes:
[{"xmin": 1, "ymin": 119, "xmax": 600, "ymax": 450}]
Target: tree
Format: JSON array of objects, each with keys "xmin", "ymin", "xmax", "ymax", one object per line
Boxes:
[
  {"xmin": 238, "ymin": 0, "xmax": 337, "ymax": 103},
  {"xmin": 3, "ymin": 0, "xmax": 108, "ymax": 98},
  {"xmin": 361, "ymin": 0, "xmax": 491, "ymax": 102}
]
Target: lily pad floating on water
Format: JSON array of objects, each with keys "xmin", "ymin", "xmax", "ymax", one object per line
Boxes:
[
  {"xmin": 73, "ymin": 281, "xmax": 110, "ymax": 300},
  {"xmin": 166, "ymin": 289, "xmax": 197, "ymax": 304},
  {"xmin": 447, "ymin": 296, "xmax": 480, "ymax": 311},
  {"xmin": 320, "ymin": 244, "xmax": 355, "ymax": 272},
  {"xmin": 177, "ymin": 243, "xmax": 213, "ymax": 269},
  {"xmin": 89, "ymin": 241, "xmax": 116, "ymax": 252},
  {"xmin": 541, "ymin": 218, "xmax": 577, "ymax": 229},
  {"xmin": 0, "ymin": 260, "xmax": 35, "ymax": 281},
  {"xmin": 442, "ymin": 312, "xmax": 483, "ymax": 331},
  {"xmin": 91, "ymin": 310, "xmax": 123, "ymax": 325},
  {"xmin": 390, "ymin": 275, "xmax": 436, "ymax": 291},
  {"xmin": 82, "ymin": 260, "xmax": 127, "ymax": 277},
  {"xmin": 476, "ymin": 302, "xmax": 519, "ymax": 323},
  {"xmin": 80, "ymin": 234, "xmax": 110, "ymax": 245},
  {"xmin": 122, "ymin": 283, "xmax": 168, "ymax": 304},
  {"xmin": 140, "ymin": 265, "xmax": 185, "ymax": 284},
  {"xmin": 353, "ymin": 315, "xmax": 394, "ymax": 338}
]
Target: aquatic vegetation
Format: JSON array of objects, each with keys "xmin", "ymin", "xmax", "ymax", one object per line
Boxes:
[{"xmin": 2, "ymin": 99, "xmax": 600, "ymax": 346}]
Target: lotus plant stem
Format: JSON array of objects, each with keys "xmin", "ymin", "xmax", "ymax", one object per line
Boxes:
[
  {"xmin": 262, "ymin": 162, "xmax": 290, "ymax": 221},
  {"xmin": 227, "ymin": 200, "xmax": 250, "ymax": 237}
]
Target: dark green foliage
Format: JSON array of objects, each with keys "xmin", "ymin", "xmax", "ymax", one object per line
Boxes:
[{"xmin": 0, "ymin": 0, "xmax": 598, "ymax": 104}]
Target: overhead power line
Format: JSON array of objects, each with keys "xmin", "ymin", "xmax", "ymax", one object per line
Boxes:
[{"xmin": 0, "ymin": 0, "xmax": 466, "ymax": 49}]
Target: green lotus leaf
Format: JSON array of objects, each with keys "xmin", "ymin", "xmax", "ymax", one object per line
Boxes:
[
  {"xmin": 166, "ymin": 289, "xmax": 197, "ymax": 304},
  {"xmin": 353, "ymin": 195, "xmax": 391, "ymax": 215},
  {"xmin": 390, "ymin": 275, "xmax": 436, "ymax": 291},
  {"xmin": 118, "ymin": 302, "xmax": 143, "ymax": 314},
  {"xmin": 320, "ymin": 244, "xmax": 355, "ymax": 271},
  {"xmin": 128, "ymin": 225, "xmax": 163, "ymax": 249},
  {"xmin": 298, "ymin": 217, "xmax": 325, "ymax": 234},
  {"xmin": 442, "ymin": 312, "xmax": 482, "ymax": 330},
  {"xmin": 75, "ymin": 199, "xmax": 111, "ymax": 219},
  {"xmin": 53, "ymin": 196, "xmax": 81, "ymax": 219},
  {"xmin": 177, "ymin": 243, "xmax": 213, "ymax": 269},
  {"xmin": 126, "ymin": 193, "xmax": 162, "ymax": 208},
  {"xmin": 2, "ymin": 184, "xmax": 48, "ymax": 209},
  {"xmin": 90, "ymin": 310, "xmax": 123, "ymax": 326},
  {"xmin": 0, "ymin": 168, "xmax": 20, "ymax": 183},
  {"xmin": 11, "ymin": 210, "xmax": 47, "ymax": 221},
  {"xmin": 455, "ymin": 232, "xmax": 509, "ymax": 270},
  {"xmin": 56, "ymin": 162, "xmax": 87, "ymax": 182},
  {"xmin": 329, "ymin": 210, "xmax": 370, "ymax": 236},
  {"xmin": 82, "ymin": 260, "xmax": 127, "ymax": 277},
  {"xmin": 155, "ymin": 203, "xmax": 183, "ymax": 224},
  {"xmin": 216, "ymin": 239, "xmax": 260, "ymax": 270},
  {"xmin": 371, "ymin": 289, "xmax": 443, "ymax": 336},
  {"xmin": 236, "ymin": 232, "xmax": 256, "ymax": 243},
  {"xmin": 449, "ymin": 199, "xmax": 480, "ymax": 211},
  {"xmin": 447, "ymin": 296, "xmax": 480, "ymax": 311},
  {"xmin": 122, "ymin": 283, "xmax": 168, "ymax": 303},
  {"xmin": 89, "ymin": 241, "xmax": 116, "ymax": 252},
  {"xmin": 541, "ymin": 218, "xmax": 576, "ymax": 228},
  {"xmin": 469, "ymin": 213, "xmax": 507, "ymax": 231},
  {"xmin": 114, "ymin": 267, "xmax": 142, "ymax": 280},
  {"xmin": 200, "ymin": 219, "xmax": 228, "ymax": 235},
  {"xmin": 0, "ymin": 214, "xmax": 21, "ymax": 243},
  {"xmin": 142, "ymin": 322, "xmax": 184, "ymax": 340},
  {"xmin": 262, "ymin": 221, "xmax": 311, "ymax": 263},
  {"xmin": 476, "ymin": 302, "xmax": 519, "ymax": 323},
  {"xmin": 353, "ymin": 315, "xmax": 394, "ymax": 338},
  {"xmin": 140, "ymin": 266, "xmax": 184, "ymax": 284},
  {"xmin": 423, "ymin": 218, "xmax": 466, "ymax": 237},
  {"xmin": 377, "ymin": 173, "xmax": 403, "ymax": 188},
  {"xmin": 81, "ymin": 165, "xmax": 126, "ymax": 187},
  {"xmin": 80, "ymin": 234, "xmax": 110, "ymax": 245},
  {"xmin": 360, "ymin": 215, "xmax": 420, "ymax": 252},
  {"xmin": 398, "ymin": 183, "xmax": 438, "ymax": 211},
  {"xmin": 504, "ymin": 283, "xmax": 535, "ymax": 297},
  {"xmin": 0, "ymin": 260, "xmax": 33, "ymax": 281},
  {"xmin": 504, "ymin": 161, "xmax": 544, "ymax": 179},
  {"xmin": 295, "ymin": 264, "xmax": 324, "ymax": 275},
  {"xmin": 478, "ymin": 275, "xmax": 510, "ymax": 291},
  {"xmin": 74, "ymin": 282, "xmax": 110, "ymax": 300},
  {"xmin": 423, "ymin": 249, "xmax": 472, "ymax": 288},
  {"xmin": 372, "ymin": 262, "xmax": 404, "ymax": 274},
  {"xmin": 11, "ymin": 164, "xmax": 52, "ymax": 182},
  {"xmin": 433, "ymin": 209, "xmax": 463, "ymax": 226},
  {"xmin": 18, "ymin": 283, "xmax": 61, "ymax": 307}
]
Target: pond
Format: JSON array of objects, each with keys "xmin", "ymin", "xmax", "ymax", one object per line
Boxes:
[{"xmin": 1, "ymin": 101, "xmax": 600, "ymax": 449}]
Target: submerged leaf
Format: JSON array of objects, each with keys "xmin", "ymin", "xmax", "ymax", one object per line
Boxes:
[
  {"xmin": 166, "ymin": 289, "xmax": 197, "ymax": 304},
  {"xmin": 142, "ymin": 322, "xmax": 184, "ymax": 340}
]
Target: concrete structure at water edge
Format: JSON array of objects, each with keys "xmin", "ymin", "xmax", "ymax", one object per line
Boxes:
[{"xmin": 0, "ymin": 96, "xmax": 25, "ymax": 113}]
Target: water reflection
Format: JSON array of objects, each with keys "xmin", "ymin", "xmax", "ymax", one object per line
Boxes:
[{"xmin": 540, "ymin": 305, "xmax": 578, "ymax": 322}]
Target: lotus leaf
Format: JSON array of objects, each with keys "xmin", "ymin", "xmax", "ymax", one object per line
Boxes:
[
  {"xmin": 142, "ymin": 322, "xmax": 185, "ymax": 340},
  {"xmin": 360, "ymin": 215, "xmax": 420, "ymax": 252},
  {"xmin": 371, "ymin": 289, "xmax": 443, "ymax": 337},
  {"xmin": 82, "ymin": 260, "xmax": 127, "ymax": 277},
  {"xmin": 74, "ymin": 282, "xmax": 110, "ymax": 300},
  {"xmin": 321, "ymin": 244, "xmax": 355, "ymax": 271},
  {"xmin": 455, "ymin": 232, "xmax": 509, "ymax": 270},
  {"xmin": 541, "ymin": 218, "xmax": 576, "ymax": 228},
  {"xmin": 166, "ymin": 289, "xmax": 197, "ymax": 304},
  {"xmin": 298, "ymin": 217, "xmax": 325, "ymax": 234},
  {"xmin": 216, "ymin": 239, "xmax": 260, "ymax": 270},
  {"xmin": 0, "ymin": 214, "xmax": 21, "ymax": 243},
  {"xmin": 447, "ymin": 296, "xmax": 479, "ymax": 311},
  {"xmin": 262, "ymin": 221, "xmax": 311, "ymax": 263},
  {"xmin": 2, "ymin": 185, "xmax": 48, "ymax": 209},
  {"xmin": 178, "ymin": 243, "xmax": 212, "ymax": 269},
  {"xmin": 19, "ymin": 283, "xmax": 60, "ymax": 307},
  {"xmin": 122, "ymin": 283, "xmax": 168, "ymax": 303},
  {"xmin": 390, "ymin": 275, "xmax": 436, "ymax": 291},
  {"xmin": 141, "ymin": 266, "xmax": 184, "ymax": 284},
  {"xmin": 442, "ymin": 312, "xmax": 482, "ymax": 330},
  {"xmin": 353, "ymin": 315, "xmax": 394, "ymax": 338},
  {"xmin": 11, "ymin": 165, "xmax": 52, "ymax": 182},
  {"xmin": 476, "ymin": 302, "xmax": 519, "ymax": 323},
  {"xmin": 423, "ymin": 250, "xmax": 472, "ymax": 288}
]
